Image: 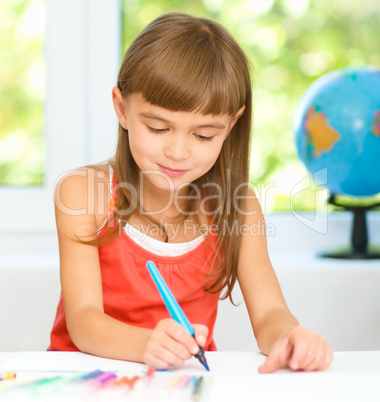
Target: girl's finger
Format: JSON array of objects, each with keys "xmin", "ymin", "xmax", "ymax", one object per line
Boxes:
[
  {"xmin": 258, "ymin": 337, "xmax": 292, "ymax": 373},
  {"xmin": 144, "ymin": 353, "xmax": 172, "ymax": 370},
  {"xmin": 164, "ymin": 322, "xmax": 199, "ymax": 355},
  {"xmin": 288, "ymin": 334, "xmax": 311, "ymax": 370},
  {"xmin": 302, "ymin": 351, "xmax": 326, "ymax": 371},
  {"xmin": 304, "ymin": 344, "xmax": 333, "ymax": 371},
  {"xmin": 192, "ymin": 324, "xmax": 209, "ymax": 347},
  {"xmin": 154, "ymin": 331, "xmax": 193, "ymax": 361},
  {"xmin": 301, "ymin": 339, "xmax": 325, "ymax": 371},
  {"xmin": 150, "ymin": 342, "xmax": 187, "ymax": 368},
  {"xmin": 322, "ymin": 348, "xmax": 334, "ymax": 370}
]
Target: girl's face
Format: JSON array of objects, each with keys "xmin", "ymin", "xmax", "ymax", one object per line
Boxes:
[{"xmin": 113, "ymin": 90, "xmax": 244, "ymax": 195}]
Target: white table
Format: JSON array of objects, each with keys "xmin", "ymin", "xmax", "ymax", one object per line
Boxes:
[{"xmin": 1, "ymin": 351, "xmax": 379, "ymax": 401}]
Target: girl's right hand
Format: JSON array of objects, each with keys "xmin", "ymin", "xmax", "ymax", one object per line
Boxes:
[{"xmin": 143, "ymin": 318, "xmax": 208, "ymax": 370}]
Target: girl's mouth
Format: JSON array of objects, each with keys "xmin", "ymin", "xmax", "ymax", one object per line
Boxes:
[{"xmin": 157, "ymin": 164, "xmax": 188, "ymax": 177}]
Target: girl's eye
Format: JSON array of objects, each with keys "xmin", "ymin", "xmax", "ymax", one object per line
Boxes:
[
  {"xmin": 194, "ymin": 134, "xmax": 213, "ymax": 142},
  {"xmin": 147, "ymin": 126, "xmax": 168, "ymax": 134},
  {"xmin": 147, "ymin": 125, "xmax": 212, "ymax": 141}
]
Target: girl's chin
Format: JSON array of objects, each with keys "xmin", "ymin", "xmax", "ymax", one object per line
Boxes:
[{"xmin": 143, "ymin": 177, "xmax": 194, "ymax": 193}]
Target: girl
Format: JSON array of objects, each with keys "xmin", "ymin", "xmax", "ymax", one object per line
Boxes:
[{"xmin": 49, "ymin": 12, "xmax": 333, "ymax": 373}]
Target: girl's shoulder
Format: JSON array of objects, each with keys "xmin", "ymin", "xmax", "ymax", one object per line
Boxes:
[
  {"xmin": 54, "ymin": 162, "xmax": 113, "ymax": 233},
  {"xmin": 54, "ymin": 163, "xmax": 111, "ymax": 202},
  {"xmin": 233, "ymin": 185, "xmax": 262, "ymax": 218}
]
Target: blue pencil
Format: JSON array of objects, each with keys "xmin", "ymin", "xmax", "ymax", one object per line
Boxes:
[{"xmin": 146, "ymin": 260, "xmax": 210, "ymax": 371}]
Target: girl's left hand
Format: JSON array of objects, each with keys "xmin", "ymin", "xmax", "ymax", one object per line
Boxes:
[{"xmin": 258, "ymin": 325, "xmax": 333, "ymax": 373}]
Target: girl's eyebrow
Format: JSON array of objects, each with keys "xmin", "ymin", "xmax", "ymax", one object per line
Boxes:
[{"xmin": 139, "ymin": 112, "xmax": 226, "ymax": 130}]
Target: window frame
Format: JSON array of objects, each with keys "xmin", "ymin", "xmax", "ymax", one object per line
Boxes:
[{"xmin": 0, "ymin": 0, "xmax": 121, "ymax": 233}]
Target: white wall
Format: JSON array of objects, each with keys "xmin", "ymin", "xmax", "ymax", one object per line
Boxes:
[
  {"xmin": 1, "ymin": 213, "xmax": 379, "ymax": 352},
  {"xmin": 214, "ymin": 212, "xmax": 380, "ymax": 352}
]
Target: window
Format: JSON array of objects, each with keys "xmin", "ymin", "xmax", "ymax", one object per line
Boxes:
[{"xmin": 0, "ymin": 0, "xmax": 120, "ymax": 233}]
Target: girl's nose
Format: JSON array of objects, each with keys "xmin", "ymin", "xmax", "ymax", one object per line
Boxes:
[{"xmin": 163, "ymin": 136, "xmax": 190, "ymax": 160}]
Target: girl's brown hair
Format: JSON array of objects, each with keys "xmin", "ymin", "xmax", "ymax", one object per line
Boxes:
[{"xmin": 98, "ymin": 12, "xmax": 253, "ymax": 302}]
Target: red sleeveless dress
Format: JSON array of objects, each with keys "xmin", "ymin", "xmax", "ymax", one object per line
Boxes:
[{"xmin": 48, "ymin": 172, "xmax": 221, "ymax": 352}]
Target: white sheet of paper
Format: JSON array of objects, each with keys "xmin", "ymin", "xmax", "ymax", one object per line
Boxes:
[
  {"xmin": 0, "ymin": 351, "xmax": 267, "ymax": 374},
  {"xmin": 0, "ymin": 351, "xmax": 145, "ymax": 373}
]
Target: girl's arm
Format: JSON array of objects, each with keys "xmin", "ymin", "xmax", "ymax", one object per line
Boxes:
[
  {"xmin": 236, "ymin": 189, "xmax": 333, "ymax": 372},
  {"xmin": 54, "ymin": 168, "xmax": 205, "ymax": 368}
]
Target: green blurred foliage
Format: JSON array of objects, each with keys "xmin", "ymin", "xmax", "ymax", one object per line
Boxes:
[
  {"xmin": 0, "ymin": 0, "xmax": 45, "ymax": 186},
  {"xmin": 121, "ymin": 0, "xmax": 380, "ymax": 212}
]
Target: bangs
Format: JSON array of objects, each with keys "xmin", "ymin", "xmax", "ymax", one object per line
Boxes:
[{"xmin": 120, "ymin": 16, "xmax": 250, "ymax": 116}]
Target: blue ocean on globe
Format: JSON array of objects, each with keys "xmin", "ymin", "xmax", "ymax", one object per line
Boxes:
[{"xmin": 293, "ymin": 66, "xmax": 380, "ymax": 197}]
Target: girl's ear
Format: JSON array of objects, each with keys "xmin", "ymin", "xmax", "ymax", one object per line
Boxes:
[
  {"xmin": 228, "ymin": 105, "xmax": 246, "ymax": 132},
  {"xmin": 112, "ymin": 86, "xmax": 128, "ymax": 130}
]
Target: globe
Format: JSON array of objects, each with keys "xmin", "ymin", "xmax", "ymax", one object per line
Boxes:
[{"xmin": 293, "ymin": 66, "xmax": 380, "ymax": 197}]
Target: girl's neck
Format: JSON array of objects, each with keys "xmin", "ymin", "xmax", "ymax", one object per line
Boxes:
[{"xmin": 136, "ymin": 180, "xmax": 191, "ymax": 220}]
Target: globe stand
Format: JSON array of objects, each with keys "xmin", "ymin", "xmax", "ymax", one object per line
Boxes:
[{"xmin": 320, "ymin": 194, "xmax": 380, "ymax": 259}]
